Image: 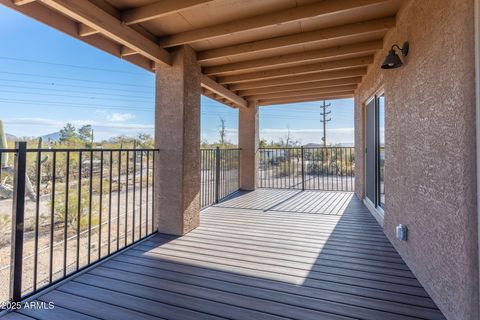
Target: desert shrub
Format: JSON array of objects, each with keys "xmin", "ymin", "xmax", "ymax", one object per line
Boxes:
[{"xmin": 52, "ymin": 188, "xmax": 100, "ymax": 231}]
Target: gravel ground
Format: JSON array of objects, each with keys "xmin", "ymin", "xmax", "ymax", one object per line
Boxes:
[{"xmin": 0, "ymin": 185, "xmax": 153, "ymax": 304}]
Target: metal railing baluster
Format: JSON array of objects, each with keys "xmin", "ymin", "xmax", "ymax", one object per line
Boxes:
[
  {"xmin": 63, "ymin": 151, "xmax": 70, "ymax": 276},
  {"xmin": 49, "ymin": 151, "xmax": 56, "ymax": 283},
  {"xmin": 76, "ymin": 151, "xmax": 82, "ymax": 270},
  {"xmin": 10, "ymin": 142, "xmax": 26, "ymax": 302},
  {"xmin": 33, "ymin": 149, "xmax": 41, "ymax": 290},
  {"xmin": 3, "ymin": 146, "xmax": 159, "ymax": 303}
]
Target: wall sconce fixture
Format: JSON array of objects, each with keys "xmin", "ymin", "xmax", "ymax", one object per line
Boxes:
[{"xmin": 381, "ymin": 42, "xmax": 409, "ymax": 69}]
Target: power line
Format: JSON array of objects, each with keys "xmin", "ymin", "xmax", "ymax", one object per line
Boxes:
[
  {"xmin": 0, "ymin": 89, "xmax": 154, "ymax": 104},
  {"xmin": 0, "ymin": 71, "xmax": 152, "ymax": 88},
  {"xmin": 0, "ymin": 98, "xmax": 153, "ymax": 112},
  {"xmin": 0, "ymin": 56, "xmax": 146, "ymax": 75},
  {"xmin": 0, "ymin": 78, "xmax": 153, "ymax": 94}
]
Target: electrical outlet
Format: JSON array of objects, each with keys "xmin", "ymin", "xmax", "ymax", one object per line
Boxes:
[{"xmin": 396, "ymin": 224, "xmax": 408, "ymax": 241}]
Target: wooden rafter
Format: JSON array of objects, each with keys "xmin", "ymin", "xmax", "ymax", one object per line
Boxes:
[
  {"xmin": 197, "ymin": 16, "xmax": 395, "ymax": 62},
  {"xmin": 8, "ymin": 0, "xmax": 400, "ymax": 110},
  {"xmin": 258, "ymin": 93, "xmax": 354, "ymax": 106},
  {"xmin": 247, "ymin": 85, "xmax": 358, "ymax": 101},
  {"xmin": 201, "ymin": 76, "xmax": 247, "ymax": 108},
  {"xmin": 2, "ymin": 0, "xmax": 154, "ymax": 71},
  {"xmin": 218, "ymin": 56, "xmax": 373, "ymax": 84},
  {"xmin": 12, "ymin": 0, "xmax": 35, "ymax": 5},
  {"xmin": 238, "ymin": 77, "xmax": 363, "ymax": 96},
  {"xmin": 39, "ymin": 0, "xmax": 171, "ymax": 65},
  {"xmin": 122, "ymin": 0, "xmax": 214, "ymax": 25},
  {"xmin": 121, "ymin": 46, "xmax": 137, "ymax": 57},
  {"xmin": 160, "ymin": 0, "xmax": 387, "ymax": 48},
  {"xmin": 203, "ymin": 40, "xmax": 382, "ymax": 76},
  {"xmin": 78, "ymin": 24, "xmax": 97, "ymax": 37},
  {"xmin": 68, "ymin": 0, "xmax": 214, "ymax": 37},
  {"xmin": 229, "ymin": 67, "xmax": 368, "ymax": 91}
]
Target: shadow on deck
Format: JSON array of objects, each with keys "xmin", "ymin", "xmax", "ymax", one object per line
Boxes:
[{"xmin": 2, "ymin": 189, "xmax": 445, "ymax": 320}]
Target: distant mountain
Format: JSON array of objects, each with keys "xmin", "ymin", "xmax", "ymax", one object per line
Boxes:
[
  {"xmin": 337, "ymin": 142, "xmax": 354, "ymax": 147},
  {"xmin": 41, "ymin": 132, "xmax": 61, "ymax": 142},
  {"xmin": 305, "ymin": 143, "xmax": 322, "ymax": 147},
  {"xmin": 303, "ymin": 142, "xmax": 354, "ymax": 147}
]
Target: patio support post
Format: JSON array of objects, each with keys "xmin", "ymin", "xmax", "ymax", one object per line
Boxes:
[
  {"xmin": 239, "ymin": 100, "xmax": 259, "ymax": 190},
  {"xmin": 154, "ymin": 45, "xmax": 201, "ymax": 235}
]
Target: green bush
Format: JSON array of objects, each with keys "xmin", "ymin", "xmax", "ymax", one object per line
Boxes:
[{"xmin": 52, "ymin": 187, "xmax": 100, "ymax": 231}]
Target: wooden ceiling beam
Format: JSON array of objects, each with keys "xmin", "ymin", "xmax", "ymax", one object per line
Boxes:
[
  {"xmin": 203, "ymin": 40, "xmax": 382, "ymax": 76},
  {"xmin": 197, "ymin": 16, "xmax": 395, "ymax": 62},
  {"xmin": 120, "ymin": 46, "xmax": 138, "ymax": 57},
  {"xmin": 238, "ymin": 77, "xmax": 363, "ymax": 96},
  {"xmin": 12, "ymin": 0, "xmax": 35, "ymax": 5},
  {"xmin": 218, "ymin": 56, "xmax": 373, "ymax": 84},
  {"xmin": 122, "ymin": 0, "xmax": 214, "ymax": 25},
  {"xmin": 160, "ymin": 0, "xmax": 387, "ymax": 48},
  {"xmin": 74, "ymin": 0, "xmax": 213, "ymax": 37},
  {"xmin": 2, "ymin": 0, "xmax": 155, "ymax": 72},
  {"xmin": 258, "ymin": 93, "xmax": 354, "ymax": 106},
  {"xmin": 247, "ymin": 85, "xmax": 357, "ymax": 101},
  {"xmin": 201, "ymin": 75, "xmax": 247, "ymax": 108},
  {"xmin": 39, "ymin": 0, "xmax": 171, "ymax": 65},
  {"xmin": 78, "ymin": 24, "xmax": 97, "ymax": 37},
  {"xmin": 229, "ymin": 67, "xmax": 368, "ymax": 91}
]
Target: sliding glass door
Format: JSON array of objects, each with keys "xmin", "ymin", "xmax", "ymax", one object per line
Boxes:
[
  {"xmin": 378, "ymin": 94, "xmax": 385, "ymax": 209},
  {"xmin": 365, "ymin": 93, "xmax": 385, "ymax": 210}
]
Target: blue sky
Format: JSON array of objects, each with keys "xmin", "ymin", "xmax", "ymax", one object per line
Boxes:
[{"xmin": 0, "ymin": 5, "xmax": 354, "ymax": 145}]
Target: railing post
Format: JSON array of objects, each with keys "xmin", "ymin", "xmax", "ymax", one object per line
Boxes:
[
  {"xmin": 301, "ymin": 146, "xmax": 305, "ymax": 191},
  {"xmin": 10, "ymin": 141, "xmax": 27, "ymax": 303},
  {"xmin": 215, "ymin": 147, "xmax": 220, "ymax": 203}
]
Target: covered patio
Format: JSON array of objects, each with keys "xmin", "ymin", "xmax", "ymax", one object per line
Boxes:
[
  {"xmin": 3, "ymin": 190, "xmax": 445, "ymax": 320},
  {"xmin": 0, "ymin": 0, "xmax": 477, "ymax": 319}
]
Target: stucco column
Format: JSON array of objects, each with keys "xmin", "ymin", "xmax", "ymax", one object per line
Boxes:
[
  {"xmin": 154, "ymin": 45, "xmax": 201, "ymax": 235},
  {"xmin": 239, "ymin": 101, "xmax": 259, "ymax": 190}
]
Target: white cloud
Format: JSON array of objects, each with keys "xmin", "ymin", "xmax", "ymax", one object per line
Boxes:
[{"xmin": 106, "ymin": 112, "xmax": 135, "ymax": 122}]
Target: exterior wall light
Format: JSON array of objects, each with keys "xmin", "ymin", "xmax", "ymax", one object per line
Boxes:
[{"xmin": 381, "ymin": 42, "xmax": 409, "ymax": 69}]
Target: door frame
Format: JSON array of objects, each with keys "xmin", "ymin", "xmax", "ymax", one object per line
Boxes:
[{"xmin": 363, "ymin": 88, "xmax": 385, "ymax": 225}]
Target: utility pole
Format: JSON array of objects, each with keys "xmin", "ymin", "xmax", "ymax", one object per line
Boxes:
[{"xmin": 320, "ymin": 100, "xmax": 332, "ymax": 147}]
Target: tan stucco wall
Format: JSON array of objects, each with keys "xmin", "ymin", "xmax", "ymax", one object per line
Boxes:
[
  {"xmin": 354, "ymin": 1, "xmax": 478, "ymax": 319},
  {"xmin": 154, "ymin": 45, "xmax": 201, "ymax": 235},
  {"xmin": 239, "ymin": 101, "xmax": 259, "ymax": 190}
]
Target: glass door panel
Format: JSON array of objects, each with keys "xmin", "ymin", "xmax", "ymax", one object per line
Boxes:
[{"xmin": 378, "ymin": 94, "xmax": 385, "ymax": 209}]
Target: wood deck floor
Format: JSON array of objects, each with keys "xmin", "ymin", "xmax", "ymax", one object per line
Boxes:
[{"xmin": 3, "ymin": 189, "xmax": 445, "ymax": 320}]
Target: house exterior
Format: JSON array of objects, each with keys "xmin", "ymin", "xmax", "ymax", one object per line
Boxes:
[{"xmin": 355, "ymin": 2, "xmax": 479, "ymax": 319}]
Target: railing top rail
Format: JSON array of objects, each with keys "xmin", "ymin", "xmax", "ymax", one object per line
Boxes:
[
  {"xmin": 0, "ymin": 148, "xmax": 159, "ymax": 152},
  {"xmin": 201, "ymin": 148, "xmax": 241, "ymax": 151},
  {"xmin": 25, "ymin": 148, "xmax": 159, "ymax": 152},
  {"xmin": 259, "ymin": 146, "xmax": 354, "ymax": 149}
]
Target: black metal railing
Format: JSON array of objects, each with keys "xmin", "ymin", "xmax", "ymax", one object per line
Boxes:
[
  {"xmin": 200, "ymin": 147, "xmax": 240, "ymax": 209},
  {"xmin": 259, "ymin": 147, "xmax": 355, "ymax": 191},
  {"xmin": 0, "ymin": 142, "xmax": 158, "ymax": 305}
]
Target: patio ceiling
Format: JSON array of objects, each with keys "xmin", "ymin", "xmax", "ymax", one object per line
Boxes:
[{"xmin": 3, "ymin": 0, "xmax": 402, "ymax": 107}]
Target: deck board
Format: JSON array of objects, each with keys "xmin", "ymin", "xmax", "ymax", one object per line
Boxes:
[{"xmin": 1, "ymin": 190, "xmax": 446, "ymax": 320}]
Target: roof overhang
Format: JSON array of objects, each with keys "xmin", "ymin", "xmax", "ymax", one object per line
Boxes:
[{"xmin": 2, "ymin": 0, "xmax": 403, "ymax": 108}]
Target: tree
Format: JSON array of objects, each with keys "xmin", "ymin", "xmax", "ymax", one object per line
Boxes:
[
  {"xmin": 78, "ymin": 125, "xmax": 93, "ymax": 143},
  {"xmin": 59, "ymin": 123, "xmax": 77, "ymax": 142},
  {"xmin": 279, "ymin": 127, "xmax": 299, "ymax": 147},
  {"xmin": 136, "ymin": 133, "xmax": 154, "ymax": 148},
  {"xmin": 218, "ymin": 116, "xmax": 227, "ymax": 146},
  {"xmin": 259, "ymin": 139, "xmax": 269, "ymax": 148}
]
